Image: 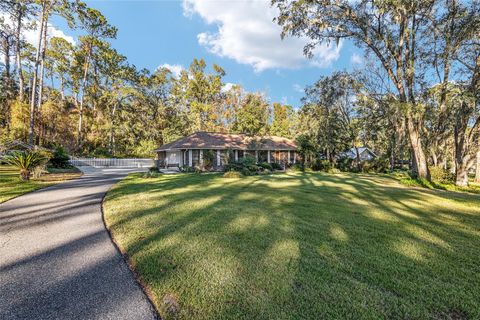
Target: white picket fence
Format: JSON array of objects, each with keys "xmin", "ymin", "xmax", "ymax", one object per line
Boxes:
[{"xmin": 69, "ymin": 157, "xmax": 154, "ymax": 168}]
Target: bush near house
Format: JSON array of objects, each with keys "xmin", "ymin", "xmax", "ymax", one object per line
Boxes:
[
  {"xmin": 429, "ymin": 166, "xmax": 455, "ymax": 184},
  {"xmin": 223, "ymin": 171, "xmax": 242, "ymax": 178},
  {"xmin": 223, "ymin": 156, "xmax": 287, "ymax": 175},
  {"xmin": 48, "ymin": 146, "xmax": 70, "ymax": 168}
]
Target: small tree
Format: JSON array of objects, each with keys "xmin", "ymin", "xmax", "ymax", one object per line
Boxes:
[
  {"xmin": 3, "ymin": 150, "xmax": 48, "ymax": 181},
  {"xmin": 202, "ymin": 150, "xmax": 215, "ymax": 171},
  {"xmin": 295, "ymin": 135, "xmax": 316, "ymax": 168},
  {"xmin": 49, "ymin": 146, "xmax": 70, "ymax": 168}
]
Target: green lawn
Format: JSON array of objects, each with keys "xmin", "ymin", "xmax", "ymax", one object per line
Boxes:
[
  {"xmin": 103, "ymin": 172, "xmax": 480, "ymax": 319},
  {"xmin": 0, "ymin": 165, "xmax": 82, "ymax": 203}
]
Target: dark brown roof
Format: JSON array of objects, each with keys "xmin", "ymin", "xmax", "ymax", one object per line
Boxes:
[{"xmin": 155, "ymin": 132, "xmax": 297, "ymax": 151}]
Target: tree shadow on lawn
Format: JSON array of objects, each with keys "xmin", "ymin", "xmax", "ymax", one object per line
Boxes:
[{"xmin": 104, "ymin": 172, "xmax": 480, "ymax": 320}]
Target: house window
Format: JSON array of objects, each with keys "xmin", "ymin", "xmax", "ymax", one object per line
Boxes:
[
  {"xmin": 290, "ymin": 151, "xmax": 295, "ymax": 163},
  {"xmin": 192, "ymin": 150, "xmax": 200, "ymax": 167},
  {"xmin": 238, "ymin": 150, "xmax": 244, "ymax": 158},
  {"xmin": 245, "ymin": 150, "xmax": 255, "ymax": 159}
]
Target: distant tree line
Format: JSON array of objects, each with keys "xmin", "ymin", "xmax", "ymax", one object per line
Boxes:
[
  {"xmin": 273, "ymin": 0, "xmax": 480, "ymax": 186},
  {"xmin": 1, "ymin": 0, "xmax": 479, "ymax": 187},
  {"xmin": 0, "ymin": 0, "xmax": 295, "ymax": 158}
]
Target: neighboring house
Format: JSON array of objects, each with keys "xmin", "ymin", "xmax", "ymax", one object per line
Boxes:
[
  {"xmin": 154, "ymin": 131, "xmax": 298, "ymax": 169},
  {"xmin": 341, "ymin": 147, "xmax": 377, "ymax": 162}
]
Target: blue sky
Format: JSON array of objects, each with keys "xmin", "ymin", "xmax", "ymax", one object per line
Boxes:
[{"xmin": 52, "ymin": 0, "xmax": 363, "ymax": 107}]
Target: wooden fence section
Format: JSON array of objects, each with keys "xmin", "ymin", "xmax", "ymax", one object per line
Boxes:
[{"xmin": 69, "ymin": 157, "xmax": 154, "ymax": 168}]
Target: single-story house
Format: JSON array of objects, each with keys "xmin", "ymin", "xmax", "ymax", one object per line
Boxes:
[
  {"xmin": 341, "ymin": 147, "xmax": 377, "ymax": 161},
  {"xmin": 154, "ymin": 131, "xmax": 298, "ymax": 169}
]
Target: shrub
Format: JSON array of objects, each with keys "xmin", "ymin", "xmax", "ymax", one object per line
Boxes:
[
  {"xmin": 90, "ymin": 147, "xmax": 111, "ymax": 158},
  {"xmin": 241, "ymin": 168, "xmax": 254, "ymax": 176},
  {"xmin": 311, "ymin": 158, "xmax": 323, "ymax": 171},
  {"xmin": 328, "ymin": 168, "xmax": 341, "ymax": 174},
  {"xmin": 143, "ymin": 171, "xmax": 161, "ymax": 178},
  {"xmin": 400, "ymin": 177, "xmax": 446, "ymax": 190},
  {"xmin": 259, "ymin": 162, "xmax": 273, "ymax": 171},
  {"xmin": 363, "ymin": 158, "xmax": 390, "ymax": 173},
  {"xmin": 271, "ymin": 162, "xmax": 283, "ymax": 170},
  {"xmin": 149, "ymin": 166, "xmax": 160, "ymax": 173},
  {"xmin": 223, "ymin": 171, "xmax": 242, "ymax": 178},
  {"xmin": 336, "ymin": 157, "xmax": 353, "ymax": 172},
  {"xmin": 249, "ymin": 165, "xmax": 261, "ymax": 172},
  {"xmin": 224, "ymin": 162, "xmax": 243, "ymax": 172},
  {"xmin": 240, "ymin": 156, "xmax": 257, "ymax": 167},
  {"xmin": 2, "ymin": 150, "xmax": 49, "ymax": 181},
  {"xmin": 429, "ymin": 166, "xmax": 455, "ymax": 184},
  {"xmin": 320, "ymin": 160, "xmax": 332, "ymax": 172},
  {"xmin": 180, "ymin": 166, "xmax": 195, "ymax": 173},
  {"xmin": 289, "ymin": 163, "xmax": 305, "ymax": 172},
  {"xmin": 361, "ymin": 161, "xmax": 374, "ymax": 173},
  {"xmin": 49, "ymin": 146, "xmax": 70, "ymax": 168},
  {"xmin": 224, "ymin": 156, "xmax": 264, "ymax": 175}
]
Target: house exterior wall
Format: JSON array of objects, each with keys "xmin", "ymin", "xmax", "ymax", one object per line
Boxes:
[
  {"xmin": 157, "ymin": 148, "xmax": 297, "ymax": 169},
  {"xmin": 157, "ymin": 151, "xmax": 182, "ymax": 168},
  {"xmin": 360, "ymin": 150, "xmax": 374, "ymax": 161}
]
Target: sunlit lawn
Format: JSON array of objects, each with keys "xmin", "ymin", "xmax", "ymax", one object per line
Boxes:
[
  {"xmin": 104, "ymin": 172, "xmax": 480, "ymax": 319},
  {"xmin": 0, "ymin": 165, "xmax": 82, "ymax": 203}
]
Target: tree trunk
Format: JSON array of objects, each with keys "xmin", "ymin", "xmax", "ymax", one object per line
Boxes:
[
  {"xmin": 455, "ymin": 159, "xmax": 469, "ymax": 187},
  {"xmin": 454, "ymin": 100, "xmax": 472, "ymax": 187},
  {"xmin": 60, "ymin": 76, "xmax": 65, "ymax": 101},
  {"xmin": 109, "ymin": 103, "xmax": 117, "ymax": 155},
  {"xmin": 28, "ymin": 2, "xmax": 47, "ymax": 145},
  {"xmin": 390, "ymin": 131, "xmax": 396, "ymax": 171},
  {"xmin": 77, "ymin": 52, "xmax": 91, "ymax": 147},
  {"xmin": 36, "ymin": 15, "xmax": 49, "ymax": 145},
  {"xmin": 475, "ymin": 149, "xmax": 480, "ymax": 183},
  {"xmin": 15, "ymin": 3, "xmax": 25, "ymax": 100},
  {"xmin": 2, "ymin": 37, "xmax": 11, "ymax": 81},
  {"xmin": 354, "ymin": 145, "xmax": 361, "ymax": 171},
  {"xmin": 407, "ymin": 115, "xmax": 430, "ymax": 180},
  {"xmin": 431, "ymin": 149, "xmax": 438, "ymax": 167}
]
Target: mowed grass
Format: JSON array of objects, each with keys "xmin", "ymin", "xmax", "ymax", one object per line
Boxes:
[
  {"xmin": 0, "ymin": 165, "xmax": 82, "ymax": 203},
  {"xmin": 103, "ymin": 172, "xmax": 480, "ymax": 319}
]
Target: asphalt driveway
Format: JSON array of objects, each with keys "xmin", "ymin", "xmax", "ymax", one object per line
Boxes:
[{"xmin": 0, "ymin": 168, "xmax": 158, "ymax": 320}]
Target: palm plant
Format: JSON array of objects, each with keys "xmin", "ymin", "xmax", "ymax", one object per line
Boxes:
[{"xmin": 2, "ymin": 151, "xmax": 48, "ymax": 181}]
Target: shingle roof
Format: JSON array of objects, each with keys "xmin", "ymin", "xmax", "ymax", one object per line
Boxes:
[
  {"xmin": 342, "ymin": 147, "xmax": 377, "ymax": 159},
  {"xmin": 155, "ymin": 132, "xmax": 297, "ymax": 151}
]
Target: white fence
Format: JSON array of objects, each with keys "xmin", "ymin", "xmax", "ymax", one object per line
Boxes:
[{"xmin": 69, "ymin": 157, "xmax": 154, "ymax": 168}]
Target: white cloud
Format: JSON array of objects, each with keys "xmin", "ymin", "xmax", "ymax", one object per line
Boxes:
[
  {"xmin": 0, "ymin": 13, "xmax": 75, "ymax": 47},
  {"xmin": 350, "ymin": 53, "xmax": 364, "ymax": 66},
  {"xmin": 221, "ymin": 82, "xmax": 235, "ymax": 92},
  {"xmin": 293, "ymin": 83, "xmax": 304, "ymax": 93},
  {"xmin": 183, "ymin": 0, "xmax": 341, "ymax": 72},
  {"xmin": 157, "ymin": 63, "xmax": 184, "ymax": 77}
]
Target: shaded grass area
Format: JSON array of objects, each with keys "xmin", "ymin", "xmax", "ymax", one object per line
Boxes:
[
  {"xmin": 0, "ymin": 165, "xmax": 82, "ymax": 203},
  {"xmin": 104, "ymin": 172, "xmax": 480, "ymax": 319},
  {"xmin": 392, "ymin": 171, "xmax": 480, "ymax": 194}
]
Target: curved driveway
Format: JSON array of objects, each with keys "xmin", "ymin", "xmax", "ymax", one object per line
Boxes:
[{"xmin": 0, "ymin": 168, "xmax": 158, "ymax": 320}]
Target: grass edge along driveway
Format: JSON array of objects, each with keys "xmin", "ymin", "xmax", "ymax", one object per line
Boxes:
[
  {"xmin": 104, "ymin": 172, "xmax": 480, "ymax": 320},
  {"xmin": 0, "ymin": 165, "xmax": 82, "ymax": 203}
]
